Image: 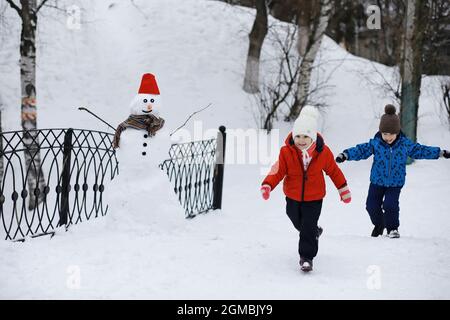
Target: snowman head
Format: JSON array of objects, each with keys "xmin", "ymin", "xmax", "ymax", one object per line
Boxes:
[
  {"xmin": 130, "ymin": 93, "xmax": 162, "ymax": 116},
  {"xmin": 130, "ymin": 73, "xmax": 162, "ymax": 116}
]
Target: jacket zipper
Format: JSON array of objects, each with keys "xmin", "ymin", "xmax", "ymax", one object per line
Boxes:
[
  {"xmin": 388, "ymin": 147, "xmax": 392, "ymax": 180},
  {"xmin": 302, "ymin": 169, "xmax": 308, "ymax": 202},
  {"xmin": 295, "ymin": 148, "xmax": 310, "ymax": 202}
]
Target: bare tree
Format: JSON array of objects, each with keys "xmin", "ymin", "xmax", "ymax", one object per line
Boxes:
[
  {"xmin": 253, "ymin": 25, "xmax": 301, "ymax": 131},
  {"xmin": 399, "ymin": 0, "xmax": 426, "ymax": 151},
  {"xmin": 5, "ymin": 0, "xmax": 50, "ymax": 209},
  {"xmin": 243, "ymin": 0, "xmax": 268, "ymax": 93},
  {"xmin": 252, "ymin": 22, "xmax": 337, "ymax": 131},
  {"xmin": 422, "ymin": 0, "xmax": 449, "ymax": 76},
  {"xmin": 286, "ymin": 0, "xmax": 332, "ymax": 121},
  {"xmin": 356, "ymin": 62, "xmax": 402, "ymax": 105},
  {"xmin": 220, "ymin": 0, "xmax": 449, "ymax": 76},
  {"xmin": 442, "ymin": 81, "xmax": 450, "ymax": 127}
]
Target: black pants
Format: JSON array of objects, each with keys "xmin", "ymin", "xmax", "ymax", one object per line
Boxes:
[{"xmin": 286, "ymin": 197, "xmax": 322, "ymax": 260}]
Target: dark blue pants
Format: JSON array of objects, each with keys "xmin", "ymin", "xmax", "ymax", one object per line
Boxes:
[
  {"xmin": 285, "ymin": 197, "xmax": 322, "ymax": 260},
  {"xmin": 366, "ymin": 183, "xmax": 402, "ymax": 232}
]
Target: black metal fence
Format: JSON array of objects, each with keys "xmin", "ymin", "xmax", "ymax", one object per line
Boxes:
[
  {"xmin": 0, "ymin": 128, "xmax": 119, "ymax": 241},
  {"xmin": 160, "ymin": 126, "xmax": 226, "ymax": 218},
  {"xmin": 0, "ymin": 126, "xmax": 226, "ymax": 240}
]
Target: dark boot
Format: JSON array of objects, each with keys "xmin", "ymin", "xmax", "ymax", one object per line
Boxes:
[
  {"xmin": 387, "ymin": 229, "xmax": 400, "ymax": 238},
  {"xmin": 317, "ymin": 226, "xmax": 323, "ymax": 238},
  {"xmin": 371, "ymin": 225, "xmax": 384, "ymax": 237},
  {"xmin": 300, "ymin": 257, "xmax": 313, "ymax": 272}
]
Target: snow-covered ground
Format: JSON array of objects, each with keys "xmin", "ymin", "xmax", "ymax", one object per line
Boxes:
[{"xmin": 0, "ymin": 0, "xmax": 449, "ymax": 299}]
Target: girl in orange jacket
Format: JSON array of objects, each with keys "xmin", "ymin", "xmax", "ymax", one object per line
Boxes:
[{"xmin": 260, "ymin": 106, "xmax": 351, "ymax": 272}]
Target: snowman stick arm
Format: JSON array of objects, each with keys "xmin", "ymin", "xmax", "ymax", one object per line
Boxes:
[
  {"xmin": 78, "ymin": 107, "xmax": 116, "ymax": 131},
  {"xmin": 169, "ymin": 103, "xmax": 212, "ymax": 137}
]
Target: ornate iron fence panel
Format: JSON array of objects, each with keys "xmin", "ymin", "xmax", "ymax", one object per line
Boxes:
[
  {"xmin": 0, "ymin": 125, "xmax": 225, "ymax": 240},
  {"xmin": 159, "ymin": 126, "xmax": 226, "ymax": 218},
  {"xmin": 0, "ymin": 128, "xmax": 118, "ymax": 241}
]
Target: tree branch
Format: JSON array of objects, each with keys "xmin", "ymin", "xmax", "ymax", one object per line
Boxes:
[
  {"xmin": 130, "ymin": 0, "xmax": 149, "ymax": 19},
  {"xmin": 37, "ymin": 2, "xmax": 66, "ymax": 13},
  {"xmin": 170, "ymin": 103, "xmax": 213, "ymax": 137},
  {"xmin": 36, "ymin": 0, "xmax": 50, "ymax": 13},
  {"xmin": 5, "ymin": 0, "xmax": 21, "ymax": 15}
]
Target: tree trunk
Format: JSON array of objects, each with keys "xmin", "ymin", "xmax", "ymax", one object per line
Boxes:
[
  {"xmin": 243, "ymin": 0, "xmax": 268, "ymax": 94},
  {"xmin": 400, "ymin": 0, "xmax": 426, "ymax": 164},
  {"xmin": 297, "ymin": 22, "xmax": 310, "ymax": 56},
  {"xmin": 19, "ymin": 0, "xmax": 46, "ymax": 210},
  {"xmin": 296, "ymin": 0, "xmax": 312, "ymax": 56},
  {"xmin": 287, "ymin": 0, "xmax": 332, "ymax": 121}
]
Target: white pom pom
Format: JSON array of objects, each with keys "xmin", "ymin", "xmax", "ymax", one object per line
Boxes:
[{"xmin": 300, "ymin": 105, "xmax": 319, "ymax": 119}]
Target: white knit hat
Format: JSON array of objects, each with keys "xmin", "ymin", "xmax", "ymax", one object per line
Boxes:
[{"xmin": 292, "ymin": 105, "xmax": 319, "ymax": 141}]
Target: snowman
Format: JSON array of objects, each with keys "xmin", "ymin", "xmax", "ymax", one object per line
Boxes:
[{"xmin": 110, "ymin": 73, "xmax": 185, "ymax": 229}]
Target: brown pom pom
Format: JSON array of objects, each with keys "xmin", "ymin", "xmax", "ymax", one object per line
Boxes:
[{"xmin": 385, "ymin": 104, "xmax": 396, "ymax": 115}]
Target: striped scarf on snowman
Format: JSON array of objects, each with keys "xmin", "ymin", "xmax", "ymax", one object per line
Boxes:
[{"xmin": 112, "ymin": 114, "xmax": 165, "ymax": 149}]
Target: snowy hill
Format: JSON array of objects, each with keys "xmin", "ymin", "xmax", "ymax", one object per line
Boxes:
[{"xmin": 0, "ymin": 0, "xmax": 449, "ymax": 299}]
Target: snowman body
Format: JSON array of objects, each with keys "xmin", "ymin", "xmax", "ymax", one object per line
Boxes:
[{"xmin": 116, "ymin": 125, "xmax": 171, "ymax": 179}]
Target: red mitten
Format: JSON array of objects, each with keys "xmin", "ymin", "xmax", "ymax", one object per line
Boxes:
[
  {"xmin": 261, "ymin": 184, "xmax": 271, "ymax": 200},
  {"xmin": 338, "ymin": 185, "xmax": 351, "ymax": 203}
]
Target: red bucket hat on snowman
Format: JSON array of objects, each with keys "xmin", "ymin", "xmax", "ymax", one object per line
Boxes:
[{"xmin": 138, "ymin": 73, "xmax": 160, "ymax": 95}]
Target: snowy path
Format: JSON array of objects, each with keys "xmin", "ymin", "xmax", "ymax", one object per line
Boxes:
[
  {"xmin": 1, "ymin": 204, "xmax": 449, "ymax": 299},
  {"xmin": 1, "ymin": 158, "xmax": 449, "ymax": 299}
]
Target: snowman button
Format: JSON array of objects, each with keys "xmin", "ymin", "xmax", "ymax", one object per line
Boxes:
[
  {"xmin": 143, "ymin": 143, "xmax": 148, "ymax": 147},
  {"xmin": 142, "ymin": 152, "xmax": 147, "ymax": 156},
  {"xmin": 144, "ymin": 134, "xmax": 148, "ymax": 138}
]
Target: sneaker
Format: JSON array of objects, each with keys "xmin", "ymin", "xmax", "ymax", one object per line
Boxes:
[
  {"xmin": 300, "ymin": 257, "xmax": 313, "ymax": 272},
  {"xmin": 317, "ymin": 226, "xmax": 323, "ymax": 238},
  {"xmin": 371, "ymin": 225, "xmax": 384, "ymax": 237},
  {"xmin": 387, "ymin": 229, "xmax": 400, "ymax": 238}
]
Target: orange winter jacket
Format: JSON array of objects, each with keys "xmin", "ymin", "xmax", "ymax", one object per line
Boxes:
[{"xmin": 262, "ymin": 132, "xmax": 347, "ymax": 202}]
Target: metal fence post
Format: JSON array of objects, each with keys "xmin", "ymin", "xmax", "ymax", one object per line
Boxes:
[
  {"xmin": 0, "ymin": 113, "xmax": 3, "ymax": 186},
  {"xmin": 59, "ymin": 128, "xmax": 73, "ymax": 227},
  {"xmin": 212, "ymin": 125, "xmax": 226, "ymax": 210}
]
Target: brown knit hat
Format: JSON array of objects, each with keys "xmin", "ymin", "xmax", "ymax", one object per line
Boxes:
[{"xmin": 379, "ymin": 104, "xmax": 400, "ymax": 134}]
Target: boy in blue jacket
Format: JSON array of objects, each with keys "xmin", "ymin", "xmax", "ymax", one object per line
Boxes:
[{"xmin": 336, "ymin": 105, "xmax": 449, "ymax": 238}]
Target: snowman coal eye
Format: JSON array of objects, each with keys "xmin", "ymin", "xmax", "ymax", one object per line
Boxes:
[
  {"xmin": 143, "ymin": 99, "xmax": 148, "ymax": 103},
  {"xmin": 150, "ymin": 99, "xmax": 155, "ymax": 103}
]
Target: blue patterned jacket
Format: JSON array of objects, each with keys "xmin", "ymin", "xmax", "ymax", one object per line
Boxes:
[{"xmin": 344, "ymin": 132, "xmax": 441, "ymax": 187}]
